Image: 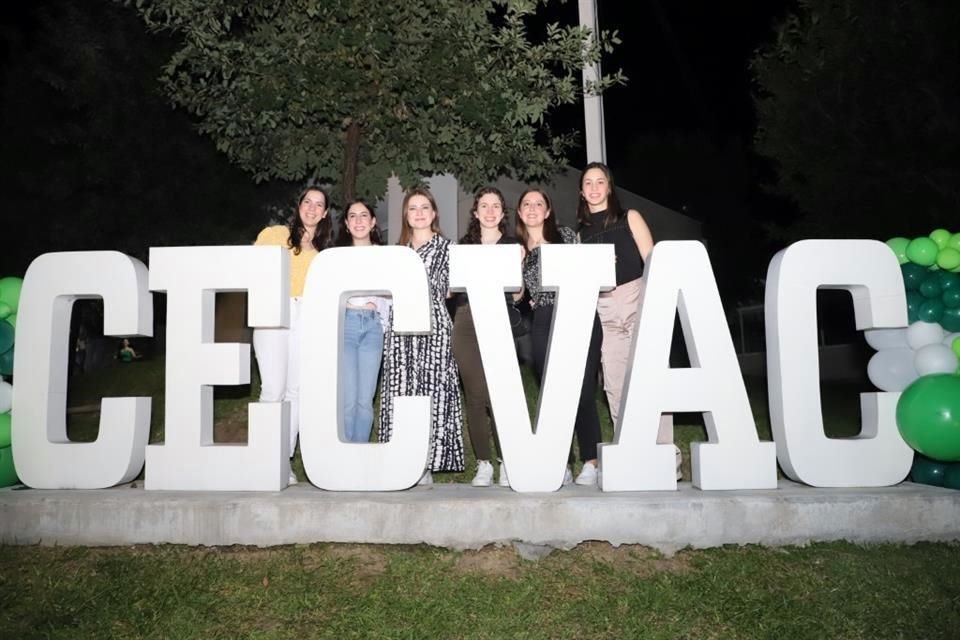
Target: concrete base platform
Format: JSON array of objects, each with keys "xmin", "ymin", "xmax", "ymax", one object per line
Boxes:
[{"xmin": 2, "ymin": 481, "xmax": 959, "ymax": 552}]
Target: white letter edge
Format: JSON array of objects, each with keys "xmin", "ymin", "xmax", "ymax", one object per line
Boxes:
[
  {"xmin": 601, "ymin": 241, "xmax": 777, "ymax": 491},
  {"xmin": 766, "ymin": 239, "xmax": 912, "ymax": 487},
  {"xmin": 299, "ymin": 246, "xmax": 432, "ymax": 491},
  {"xmin": 12, "ymin": 251, "xmax": 152, "ymax": 489},
  {"xmin": 145, "ymin": 246, "xmax": 289, "ymax": 491}
]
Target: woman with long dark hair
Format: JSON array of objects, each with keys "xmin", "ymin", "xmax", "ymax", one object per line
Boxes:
[
  {"xmin": 517, "ymin": 188, "xmax": 604, "ymax": 486},
  {"xmin": 253, "ymin": 186, "xmax": 333, "ymax": 484},
  {"xmin": 452, "ymin": 187, "xmax": 522, "ymax": 487},
  {"xmin": 378, "ymin": 187, "xmax": 464, "ymax": 485},
  {"xmin": 335, "ymin": 199, "xmax": 390, "ymax": 444},
  {"xmin": 577, "ymin": 162, "xmax": 678, "ymax": 478}
]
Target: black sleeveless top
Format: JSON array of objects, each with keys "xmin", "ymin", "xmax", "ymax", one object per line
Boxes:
[{"xmin": 578, "ymin": 210, "xmax": 644, "ymax": 285}]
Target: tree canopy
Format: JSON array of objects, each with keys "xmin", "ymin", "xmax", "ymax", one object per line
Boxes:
[
  {"xmin": 751, "ymin": 0, "xmax": 959, "ymax": 240},
  {"xmin": 130, "ymin": 0, "xmax": 625, "ymax": 201}
]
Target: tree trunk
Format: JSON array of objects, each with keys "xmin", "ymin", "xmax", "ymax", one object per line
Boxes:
[{"xmin": 341, "ymin": 120, "xmax": 361, "ymax": 203}]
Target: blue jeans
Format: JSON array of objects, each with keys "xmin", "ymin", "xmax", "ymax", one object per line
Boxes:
[{"xmin": 341, "ymin": 308, "xmax": 384, "ymax": 443}]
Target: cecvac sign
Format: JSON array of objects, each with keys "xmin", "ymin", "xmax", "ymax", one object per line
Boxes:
[{"xmin": 11, "ymin": 241, "xmax": 913, "ymax": 492}]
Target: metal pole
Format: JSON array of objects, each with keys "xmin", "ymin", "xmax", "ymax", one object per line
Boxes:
[{"xmin": 578, "ymin": 0, "xmax": 607, "ymax": 164}]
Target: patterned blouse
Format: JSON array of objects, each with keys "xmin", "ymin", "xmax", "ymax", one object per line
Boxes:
[{"xmin": 522, "ymin": 226, "xmax": 578, "ymax": 309}]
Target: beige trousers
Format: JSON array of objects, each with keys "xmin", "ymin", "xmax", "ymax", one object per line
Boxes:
[{"xmin": 597, "ymin": 277, "xmax": 673, "ymax": 444}]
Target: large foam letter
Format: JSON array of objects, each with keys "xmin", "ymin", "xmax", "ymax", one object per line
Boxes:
[
  {"xmin": 601, "ymin": 241, "xmax": 776, "ymax": 491},
  {"xmin": 299, "ymin": 246, "xmax": 432, "ymax": 491},
  {"xmin": 766, "ymin": 240, "xmax": 912, "ymax": 487},
  {"xmin": 12, "ymin": 252, "xmax": 152, "ymax": 488},
  {"xmin": 145, "ymin": 246, "xmax": 289, "ymax": 491},
  {"xmin": 449, "ymin": 244, "xmax": 614, "ymax": 492}
]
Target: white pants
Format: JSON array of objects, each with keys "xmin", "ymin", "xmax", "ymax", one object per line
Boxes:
[{"xmin": 253, "ymin": 297, "xmax": 301, "ymax": 455}]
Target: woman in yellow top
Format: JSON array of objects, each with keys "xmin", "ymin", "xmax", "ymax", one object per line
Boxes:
[{"xmin": 253, "ymin": 186, "xmax": 333, "ymax": 484}]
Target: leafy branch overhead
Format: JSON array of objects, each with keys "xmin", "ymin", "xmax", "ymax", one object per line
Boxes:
[{"xmin": 129, "ymin": 0, "xmax": 626, "ymax": 200}]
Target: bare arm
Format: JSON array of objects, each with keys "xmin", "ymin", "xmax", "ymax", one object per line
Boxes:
[{"xmin": 626, "ymin": 210, "xmax": 654, "ymax": 262}]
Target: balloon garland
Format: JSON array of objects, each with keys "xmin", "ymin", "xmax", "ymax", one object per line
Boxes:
[
  {"xmin": 882, "ymin": 231, "xmax": 960, "ymax": 489},
  {"xmin": 0, "ymin": 276, "xmax": 20, "ymax": 487}
]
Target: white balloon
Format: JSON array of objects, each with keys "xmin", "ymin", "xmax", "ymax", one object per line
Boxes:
[
  {"xmin": 0, "ymin": 380, "xmax": 10, "ymax": 414},
  {"xmin": 906, "ymin": 321, "xmax": 945, "ymax": 350},
  {"xmin": 914, "ymin": 344, "xmax": 959, "ymax": 376},
  {"xmin": 864, "ymin": 328, "xmax": 908, "ymax": 350},
  {"xmin": 867, "ymin": 348, "xmax": 918, "ymax": 392}
]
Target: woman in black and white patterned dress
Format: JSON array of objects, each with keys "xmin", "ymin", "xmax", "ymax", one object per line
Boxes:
[
  {"xmin": 378, "ymin": 187, "xmax": 465, "ymax": 485},
  {"xmin": 517, "ymin": 188, "xmax": 604, "ymax": 487}
]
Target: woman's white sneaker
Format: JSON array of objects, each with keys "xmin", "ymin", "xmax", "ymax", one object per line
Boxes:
[
  {"xmin": 498, "ymin": 463, "xmax": 510, "ymax": 487},
  {"xmin": 575, "ymin": 461, "xmax": 599, "ymax": 486},
  {"xmin": 471, "ymin": 460, "xmax": 494, "ymax": 487}
]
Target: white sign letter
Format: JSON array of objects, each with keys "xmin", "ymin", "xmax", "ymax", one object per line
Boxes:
[
  {"xmin": 13, "ymin": 252, "xmax": 152, "ymax": 489},
  {"xmin": 300, "ymin": 246, "xmax": 432, "ymax": 491},
  {"xmin": 450, "ymin": 244, "xmax": 614, "ymax": 492},
  {"xmin": 145, "ymin": 246, "xmax": 289, "ymax": 491},
  {"xmin": 766, "ymin": 240, "xmax": 912, "ymax": 487},
  {"xmin": 601, "ymin": 241, "xmax": 777, "ymax": 491}
]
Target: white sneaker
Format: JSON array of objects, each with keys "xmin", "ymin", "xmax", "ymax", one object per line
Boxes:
[
  {"xmin": 498, "ymin": 462, "xmax": 510, "ymax": 487},
  {"xmin": 472, "ymin": 460, "xmax": 494, "ymax": 487},
  {"xmin": 675, "ymin": 445, "xmax": 682, "ymax": 481},
  {"xmin": 562, "ymin": 466, "xmax": 574, "ymax": 486},
  {"xmin": 417, "ymin": 469, "xmax": 433, "ymax": 486},
  {"xmin": 288, "ymin": 470, "xmax": 298, "ymax": 486},
  {"xmin": 575, "ymin": 461, "xmax": 599, "ymax": 486}
]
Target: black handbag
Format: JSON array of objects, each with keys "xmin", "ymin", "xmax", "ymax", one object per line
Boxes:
[{"xmin": 507, "ymin": 301, "xmax": 529, "ymax": 338}]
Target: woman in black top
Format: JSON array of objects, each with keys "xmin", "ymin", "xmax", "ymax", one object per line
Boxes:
[
  {"xmin": 577, "ymin": 162, "xmax": 679, "ymax": 479},
  {"xmin": 517, "ymin": 188, "xmax": 604, "ymax": 486},
  {"xmin": 451, "ymin": 187, "xmax": 523, "ymax": 487}
]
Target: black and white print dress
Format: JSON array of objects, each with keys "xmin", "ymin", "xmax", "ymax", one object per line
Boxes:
[
  {"xmin": 523, "ymin": 226, "xmax": 579, "ymax": 309},
  {"xmin": 378, "ymin": 235, "xmax": 465, "ymax": 472}
]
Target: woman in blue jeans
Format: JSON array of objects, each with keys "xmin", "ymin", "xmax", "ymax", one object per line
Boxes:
[{"xmin": 335, "ymin": 200, "xmax": 391, "ymax": 443}]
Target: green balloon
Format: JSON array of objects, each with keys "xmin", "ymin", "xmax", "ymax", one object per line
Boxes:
[
  {"xmin": 901, "ymin": 263, "xmax": 929, "ymax": 291},
  {"xmin": 949, "ymin": 233, "xmax": 960, "ymax": 252},
  {"xmin": 930, "ymin": 229, "xmax": 952, "ymax": 249},
  {"xmin": 943, "ymin": 288, "xmax": 960, "ymax": 309},
  {"xmin": 0, "ymin": 302, "xmax": 9, "ymax": 319},
  {"xmin": 0, "ymin": 321, "xmax": 12, "ymax": 355},
  {"xmin": 919, "ymin": 276, "xmax": 943, "ymax": 299},
  {"xmin": 943, "ymin": 464, "xmax": 960, "ymax": 490},
  {"xmin": 937, "ymin": 270, "xmax": 960, "ymax": 291},
  {"xmin": 942, "ymin": 307, "xmax": 960, "ymax": 332},
  {"xmin": 886, "ymin": 237, "xmax": 910, "ymax": 264},
  {"xmin": 937, "ymin": 247, "xmax": 960, "ymax": 271},
  {"xmin": 0, "ymin": 412, "xmax": 9, "ymax": 448},
  {"xmin": 0, "ymin": 277, "xmax": 22, "ymax": 314},
  {"xmin": 911, "ymin": 454, "xmax": 947, "ymax": 486},
  {"xmin": 5, "ymin": 314, "xmax": 14, "ymax": 329},
  {"xmin": 919, "ymin": 299, "xmax": 945, "ymax": 323},
  {"xmin": 0, "ymin": 445, "xmax": 16, "ymax": 488},
  {"xmin": 907, "ymin": 237, "xmax": 940, "ymax": 266},
  {"xmin": 0, "ymin": 347, "xmax": 11, "ymax": 377},
  {"xmin": 897, "ymin": 374, "xmax": 960, "ymax": 461},
  {"xmin": 906, "ymin": 291, "xmax": 924, "ymax": 323}
]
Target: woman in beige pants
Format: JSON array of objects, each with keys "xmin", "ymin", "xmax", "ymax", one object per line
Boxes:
[{"xmin": 577, "ymin": 163, "xmax": 681, "ymax": 479}]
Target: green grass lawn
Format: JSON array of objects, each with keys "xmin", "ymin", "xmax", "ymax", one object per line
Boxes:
[{"xmin": 7, "ymin": 358, "xmax": 953, "ymax": 639}]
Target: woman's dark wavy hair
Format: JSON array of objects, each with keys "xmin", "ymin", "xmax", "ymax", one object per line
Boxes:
[
  {"xmin": 335, "ymin": 199, "xmax": 383, "ymax": 246},
  {"xmin": 577, "ymin": 162, "xmax": 625, "ymax": 229},
  {"xmin": 460, "ymin": 186, "xmax": 508, "ymax": 244},
  {"xmin": 288, "ymin": 186, "xmax": 334, "ymax": 254},
  {"xmin": 515, "ymin": 188, "xmax": 564, "ymax": 249}
]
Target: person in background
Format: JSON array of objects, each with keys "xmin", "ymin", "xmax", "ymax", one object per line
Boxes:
[
  {"xmin": 577, "ymin": 163, "xmax": 681, "ymax": 479},
  {"xmin": 451, "ymin": 187, "xmax": 523, "ymax": 488},
  {"xmin": 516, "ymin": 188, "xmax": 604, "ymax": 486},
  {"xmin": 335, "ymin": 199, "xmax": 391, "ymax": 444},
  {"xmin": 253, "ymin": 186, "xmax": 333, "ymax": 485},
  {"xmin": 378, "ymin": 187, "xmax": 464, "ymax": 486}
]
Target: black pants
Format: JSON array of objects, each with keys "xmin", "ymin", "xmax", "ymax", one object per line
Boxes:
[{"xmin": 530, "ymin": 304, "xmax": 603, "ymax": 462}]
